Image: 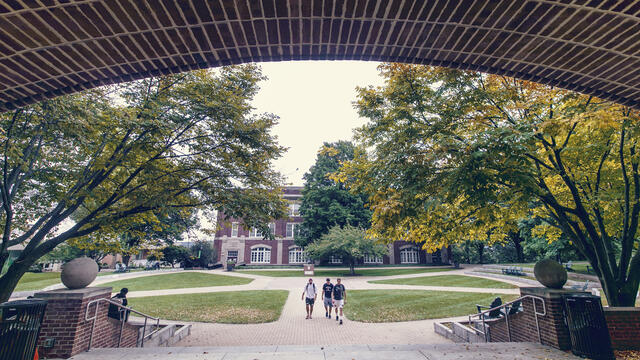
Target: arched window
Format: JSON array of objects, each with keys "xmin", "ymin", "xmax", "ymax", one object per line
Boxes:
[
  {"xmin": 251, "ymin": 247, "xmax": 271, "ymax": 263},
  {"xmin": 400, "ymin": 247, "xmax": 419, "ymax": 264},
  {"xmin": 288, "ymin": 247, "xmax": 306, "ymax": 264}
]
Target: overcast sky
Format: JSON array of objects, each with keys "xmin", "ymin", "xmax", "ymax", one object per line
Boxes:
[{"xmin": 252, "ymin": 61, "xmax": 384, "ymax": 186}]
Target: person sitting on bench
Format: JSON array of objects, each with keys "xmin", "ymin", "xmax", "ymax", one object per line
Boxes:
[
  {"xmin": 108, "ymin": 288, "xmax": 129, "ymax": 321},
  {"xmin": 477, "ymin": 297, "xmax": 503, "ymax": 319}
]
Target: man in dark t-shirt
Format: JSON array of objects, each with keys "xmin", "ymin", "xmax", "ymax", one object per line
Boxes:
[
  {"xmin": 321, "ymin": 278, "xmax": 334, "ymax": 318},
  {"xmin": 332, "ymin": 278, "xmax": 346, "ymax": 325}
]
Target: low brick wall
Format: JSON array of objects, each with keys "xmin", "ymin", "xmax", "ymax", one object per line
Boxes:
[
  {"xmin": 485, "ymin": 289, "xmax": 640, "ymax": 352},
  {"xmin": 484, "ymin": 288, "xmax": 592, "ymax": 350},
  {"xmin": 34, "ymin": 287, "xmax": 140, "ymax": 359},
  {"xmin": 605, "ymin": 307, "xmax": 640, "ymax": 350}
]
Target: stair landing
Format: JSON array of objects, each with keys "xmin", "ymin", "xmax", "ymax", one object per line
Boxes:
[{"xmin": 69, "ymin": 343, "xmax": 580, "ymax": 359}]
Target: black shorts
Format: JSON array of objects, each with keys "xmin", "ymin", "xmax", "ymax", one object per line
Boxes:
[{"xmin": 305, "ymin": 297, "xmax": 315, "ymax": 305}]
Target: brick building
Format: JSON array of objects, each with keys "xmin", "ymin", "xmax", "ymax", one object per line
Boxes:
[{"xmin": 213, "ymin": 186, "xmax": 451, "ymax": 266}]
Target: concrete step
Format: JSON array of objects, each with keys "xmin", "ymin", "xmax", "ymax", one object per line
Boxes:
[
  {"xmin": 69, "ymin": 343, "xmax": 581, "ymax": 359},
  {"xmin": 434, "ymin": 321, "xmax": 486, "ymax": 343},
  {"xmin": 140, "ymin": 323, "xmax": 192, "ymax": 347}
]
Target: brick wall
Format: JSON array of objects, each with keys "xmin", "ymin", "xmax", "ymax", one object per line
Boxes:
[
  {"xmin": 605, "ymin": 307, "xmax": 640, "ymax": 350},
  {"xmin": 485, "ymin": 288, "xmax": 588, "ymax": 350},
  {"xmin": 34, "ymin": 287, "xmax": 141, "ymax": 359}
]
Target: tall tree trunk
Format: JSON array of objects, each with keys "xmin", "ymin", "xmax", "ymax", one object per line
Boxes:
[
  {"xmin": 509, "ymin": 231, "xmax": 524, "ymax": 263},
  {"xmin": 0, "ymin": 259, "xmax": 31, "ymax": 302},
  {"xmin": 349, "ymin": 259, "xmax": 356, "ymax": 276},
  {"xmin": 475, "ymin": 242, "xmax": 485, "ymax": 264}
]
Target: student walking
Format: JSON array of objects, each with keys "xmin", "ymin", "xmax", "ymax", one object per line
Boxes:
[
  {"xmin": 322, "ymin": 278, "xmax": 334, "ymax": 318},
  {"xmin": 301, "ymin": 278, "xmax": 317, "ymax": 319},
  {"xmin": 332, "ymin": 278, "xmax": 346, "ymax": 325}
]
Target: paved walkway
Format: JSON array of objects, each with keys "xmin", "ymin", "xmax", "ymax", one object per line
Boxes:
[
  {"xmin": 94, "ymin": 267, "xmax": 524, "ymax": 346},
  {"xmin": 111, "ymin": 268, "xmax": 521, "ymax": 299},
  {"xmin": 70, "ymin": 343, "xmax": 580, "ymax": 359}
]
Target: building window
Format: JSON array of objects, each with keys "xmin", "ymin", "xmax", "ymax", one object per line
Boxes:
[
  {"xmin": 330, "ymin": 256, "xmax": 342, "ymax": 264},
  {"xmin": 252, "ymin": 223, "xmax": 276, "ymax": 238},
  {"xmin": 288, "ymin": 202, "xmax": 301, "ymax": 216},
  {"xmin": 250, "ymin": 247, "xmax": 271, "ymax": 263},
  {"xmin": 227, "ymin": 250, "xmax": 238, "ymax": 260},
  {"xmin": 289, "ymin": 247, "xmax": 306, "ymax": 264},
  {"xmin": 400, "ymin": 247, "xmax": 419, "ymax": 264},
  {"xmin": 286, "ymin": 223, "xmax": 298, "ymax": 238},
  {"xmin": 363, "ymin": 255, "xmax": 383, "ymax": 264},
  {"xmin": 231, "ymin": 223, "xmax": 239, "ymax": 237}
]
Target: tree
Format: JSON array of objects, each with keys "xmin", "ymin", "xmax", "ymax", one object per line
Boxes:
[
  {"xmin": 507, "ymin": 230, "xmax": 525, "ymax": 264},
  {"xmin": 340, "ymin": 63, "xmax": 640, "ymax": 306},
  {"xmin": 0, "ymin": 65, "xmax": 287, "ymax": 302},
  {"xmin": 186, "ymin": 240, "xmax": 217, "ymax": 268},
  {"xmin": 161, "ymin": 245, "xmax": 191, "ymax": 268},
  {"xmin": 474, "ymin": 241, "xmax": 486, "ymax": 265},
  {"xmin": 297, "ymin": 141, "xmax": 371, "ymax": 247},
  {"xmin": 305, "ymin": 225, "xmax": 388, "ymax": 275},
  {"xmin": 40, "ymin": 243, "xmax": 88, "ymax": 264},
  {"xmin": 519, "ymin": 217, "xmax": 582, "ymax": 263}
]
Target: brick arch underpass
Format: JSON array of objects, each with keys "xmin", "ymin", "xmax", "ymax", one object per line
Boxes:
[{"xmin": 1, "ymin": 0, "xmax": 640, "ymax": 111}]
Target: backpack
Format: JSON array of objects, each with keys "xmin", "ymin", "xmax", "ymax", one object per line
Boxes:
[{"xmin": 305, "ymin": 283, "xmax": 316, "ymax": 293}]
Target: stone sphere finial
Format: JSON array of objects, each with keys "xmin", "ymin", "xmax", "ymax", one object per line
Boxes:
[
  {"xmin": 533, "ymin": 258, "xmax": 568, "ymax": 289},
  {"xmin": 60, "ymin": 257, "xmax": 99, "ymax": 289}
]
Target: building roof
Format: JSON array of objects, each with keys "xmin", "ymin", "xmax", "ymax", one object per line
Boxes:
[{"xmin": 0, "ymin": 1, "xmax": 639, "ymax": 111}]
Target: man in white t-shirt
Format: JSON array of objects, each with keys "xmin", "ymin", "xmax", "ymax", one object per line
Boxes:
[{"xmin": 301, "ymin": 278, "xmax": 317, "ymax": 319}]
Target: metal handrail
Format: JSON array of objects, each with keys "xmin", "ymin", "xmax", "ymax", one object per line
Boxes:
[
  {"xmin": 468, "ymin": 295, "xmax": 546, "ymax": 343},
  {"xmin": 85, "ymin": 297, "xmax": 161, "ymax": 350}
]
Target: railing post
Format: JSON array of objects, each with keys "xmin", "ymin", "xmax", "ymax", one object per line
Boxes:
[
  {"xmin": 505, "ymin": 304, "xmax": 511, "ymax": 342},
  {"xmin": 141, "ymin": 317, "xmax": 148, "ymax": 347},
  {"xmin": 533, "ymin": 297, "xmax": 542, "ymax": 344},
  {"xmin": 86, "ymin": 301, "xmax": 98, "ymax": 351},
  {"xmin": 118, "ymin": 315, "xmax": 125, "ymax": 347},
  {"xmin": 482, "ymin": 317, "xmax": 487, "ymax": 342}
]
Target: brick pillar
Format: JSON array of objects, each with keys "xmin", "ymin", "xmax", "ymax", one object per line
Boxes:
[
  {"xmin": 604, "ymin": 307, "xmax": 640, "ymax": 350},
  {"xmin": 34, "ymin": 287, "xmax": 112, "ymax": 359},
  {"xmin": 519, "ymin": 287, "xmax": 588, "ymax": 350}
]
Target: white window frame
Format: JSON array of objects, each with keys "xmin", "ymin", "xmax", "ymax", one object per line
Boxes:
[
  {"xmin": 363, "ymin": 254, "xmax": 383, "ymax": 264},
  {"xmin": 330, "ymin": 256, "xmax": 342, "ymax": 264},
  {"xmin": 251, "ymin": 223, "xmax": 276, "ymax": 238},
  {"xmin": 286, "ymin": 223, "xmax": 298, "ymax": 238},
  {"xmin": 288, "ymin": 246, "xmax": 306, "ymax": 264},
  {"xmin": 227, "ymin": 250, "xmax": 238, "ymax": 258},
  {"xmin": 400, "ymin": 246, "xmax": 419, "ymax": 264},
  {"xmin": 231, "ymin": 222, "xmax": 239, "ymax": 237},
  {"xmin": 250, "ymin": 246, "xmax": 271, "ymax": 263},
  {"xmin": 289, "ymin": 202, "xmax": 301, "ymax": 216}
]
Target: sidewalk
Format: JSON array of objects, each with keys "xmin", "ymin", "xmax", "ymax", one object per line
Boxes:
[
  {"xmin": 130, "ymin": 269, "xmax": 518, "ymax": 346},
  {"xmin": 70, "ymin": 343, "xmax": 580, "ymax": 359},
  {"xmin": 121, "ymin": 268, "xmax": 520, "ymax": 299}
]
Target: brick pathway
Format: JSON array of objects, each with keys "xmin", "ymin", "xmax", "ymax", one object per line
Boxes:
[{"xmin": 101, "ymin": 268, "xmax": 521, "ymax": 347}]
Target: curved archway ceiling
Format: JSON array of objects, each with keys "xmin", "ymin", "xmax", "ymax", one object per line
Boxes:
[{"xmin": 1, "ymin": 0, "xmax": 640, "ymax": 111}]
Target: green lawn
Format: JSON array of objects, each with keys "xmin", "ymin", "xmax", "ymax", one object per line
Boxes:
[
  {"xmin": 369, "ymin": 275, "xmax": 517, "ymax": 289},
  {"xmin": 236, "ymin": 267, "xmax": 454, "ymax": 277},
  {"xmin": 14, "ymin": 272, "xmax": 61, "ymax": 291},
  {"xmin": 128, "ymin": 290, "xmax": 288, "ymax": 323},
  {"xmin": 345, "ymin": 290, "xmax": 518, "ymax": 322},
  {"xmin": 100, "ymin": 272, "xmax": 252, "ymax": 291}
]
